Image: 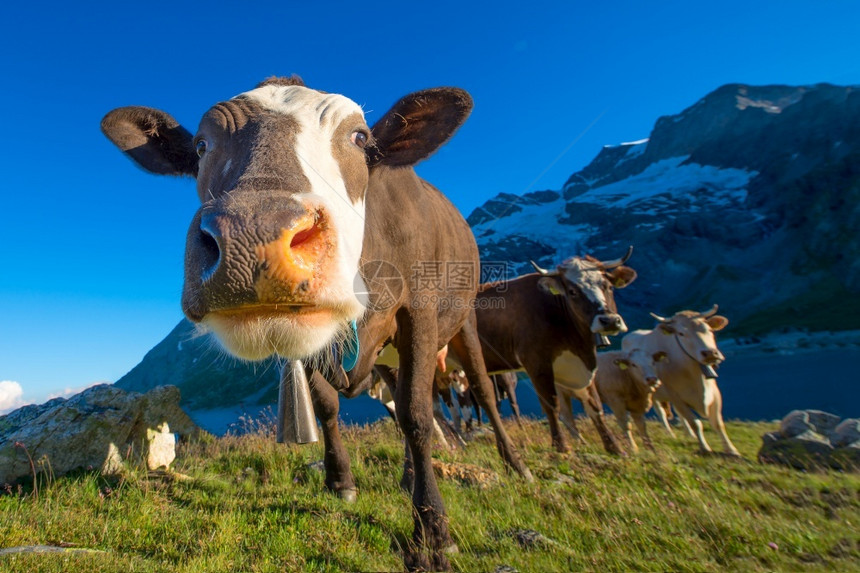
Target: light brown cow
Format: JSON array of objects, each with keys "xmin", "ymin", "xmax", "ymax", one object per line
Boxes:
[
  {"xmin": 593, "ymin": 349, "xmax": 666, "ymax": 452},
  {"xmin": 102, "ymin": 76, "xmax": 530, "ymax": 571}
]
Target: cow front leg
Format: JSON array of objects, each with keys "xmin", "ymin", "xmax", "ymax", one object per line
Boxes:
[
  {"xmin": 557, "ymin": 387, "xmax": 587, "ymax": 443},
  {"xmin": 395, "ymin": 316, "xmax": 455, "ymax": 572},
  {"xmin": 574, "ymin": 384, "xmax": 625, "ymax": 455},
  {"xmin": 526, "ymin": 361, "xmax": 568, "ymax": 453},
  {"xmin": 308, "ymin": 370, "xmax": 356, "ymax": 501},
  {"xmin": 673, "ymin": 400, "xmax": 712, "ymax": 453},
  {"xmin": 447, "ymin": 388, "xmax": 463, "ymax": 433},
  {"xmin": 653, "ymin": 400, "xmax": 676, "ymax": 437},
  {"xmin": 507, "ymin": 378, "xmax": 524, "ymax": 427},
  {"xmin": 449, "ymin": 317, "xmax": 533, "ymax": 480},
  {"xmin": 706, "ymin": 385, "xmax": 740, "ymax": 456},
  {"xmin": 632, "ymin": 411, "xmax": 654, "ymax": 452},
  {"xmin": 604, "ymin": 396, "xmax": 637, "ymax": 453}
]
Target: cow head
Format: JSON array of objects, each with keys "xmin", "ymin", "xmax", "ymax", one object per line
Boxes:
[
  {"xmin": 651, "ymin": 305, "xmax": 729, "ymax": 367},
  {"xmin": 530, "ymin": 246, "xmax": 637, "ymax": 336},
  {"xmin": 102, "ymin": 77, "xmax": 472, "ymax": 361},
  {"xmin": 614, "ymin": 348, "xmax": 667, "ymax": 393}
]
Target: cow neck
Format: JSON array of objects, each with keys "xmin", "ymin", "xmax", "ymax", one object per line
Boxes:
[
  {"xmin": 673, "ymin": 333, "xmax": 700, "ymax": 364},
  {"xmin": 552, "ymin": 292, "xmax": 592, "ymax": 350}
]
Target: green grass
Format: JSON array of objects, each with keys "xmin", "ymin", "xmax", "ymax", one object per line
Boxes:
[{"xmin": 1, "ymin": 418, "xmax": 859, "ymax": 572}]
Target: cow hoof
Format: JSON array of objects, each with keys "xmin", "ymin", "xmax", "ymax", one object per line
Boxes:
[
  {"xmin": 521, "ymin": 467, "xmax": 535, "ymax": 483},
  {"xmin": 337, "ymin": 488, "xmax": 358, "ymax": 503},
  {"xmin": 443, "ymin": 542, "xmax": 460, "ymax": 555}
]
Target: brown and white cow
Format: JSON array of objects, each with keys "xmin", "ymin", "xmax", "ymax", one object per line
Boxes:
[
  {"xmin": 622, "ymin": 305, "xmax": 740, "ymax": 456},
  {"xmin": 101, "ymin": 76, "xmax": 530, "ymax": 571},
  {"xmin": 593, "ymin": 348, "xmax": 666, "ymax": 452},
  {"xmin": 475, "ymin": 250, "xmax": 638, "ymax": 454}
]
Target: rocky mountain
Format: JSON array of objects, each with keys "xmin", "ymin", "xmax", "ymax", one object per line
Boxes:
[
  {"xmin": 470, "ymin": 83, "xmax": 860, "ymax": 333},
  {"xmin": 116, "ymin": 83, "xmax": 860, "ymax": 423}
]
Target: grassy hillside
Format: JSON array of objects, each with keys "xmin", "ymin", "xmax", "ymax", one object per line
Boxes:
[{"xmin": 1, "ymin": 418, "xmax": 858, "ymax": 572}]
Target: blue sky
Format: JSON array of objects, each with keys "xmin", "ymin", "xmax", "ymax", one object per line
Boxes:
[{"xmin": 1, "ymin": 0, "xmax": 859, "ymax": 411}]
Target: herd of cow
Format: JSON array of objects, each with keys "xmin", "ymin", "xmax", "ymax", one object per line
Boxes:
[
  {"xmin": 101, "ymin": 77, "xmax": 738, "ymax": 571},
  {"xmin": 387, "ymin": 300, "xmax": 738, "ymax": 459}
]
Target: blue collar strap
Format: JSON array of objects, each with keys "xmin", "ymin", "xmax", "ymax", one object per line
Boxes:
[{"xmin": 341, "ymin": 320, "xmax": 359, "ymax": 372}]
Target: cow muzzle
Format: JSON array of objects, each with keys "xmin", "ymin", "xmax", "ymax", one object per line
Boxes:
[
  {"xmin": 183, "ymin": 204, "xmax": 335, "ymax": 320},
  {"xmin": 700, "ymin": 349, "xmax": 724, "ymax": 365},
  {"xmin": 591, "ymin": 313, "xmax": 628, "ymax": 336}
]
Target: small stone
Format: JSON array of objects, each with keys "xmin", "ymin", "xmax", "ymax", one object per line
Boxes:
[
  {"xmin": 432, "ymin": 459, "xmax": 499, "ymax": 489},
  {"xmin": 307, "ymin": 460, "xmax": 326, "ymax": 472},
  {"xmin": 510, "ymin": 529, "xmax": 559, "ymax": 549},
  {"xmin": 146, "ymin": 423, "xmax": 176, "ymax": 471}
]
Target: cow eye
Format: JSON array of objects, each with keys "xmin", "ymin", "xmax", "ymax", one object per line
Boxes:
[
  {"xmin": 195, "ymin": 139, "xmax": 208, "ymax": 158},
  {"xmin": 351, "ymin": 130, "xmax": 369, "ymax": 149}
]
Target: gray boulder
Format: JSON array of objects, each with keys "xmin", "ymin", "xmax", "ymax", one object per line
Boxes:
[
  {"xmin": 779, "ymin": 409, "xmax": 841, "ymax": 438},
  {"xmin": 0, "ymin": 384, "xmax": 200, "ymax": 485},
  {"xmin": 831, "ymin": 418, "xmax": 860, "ymax": 448},
  {"xmin": 759, "ymin": 410, "xmax": 859, "ymax": 471}
]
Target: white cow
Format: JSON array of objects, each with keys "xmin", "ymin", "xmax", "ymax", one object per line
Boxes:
[{"xmin": 622, "ymin": 305, "xmax": 740, "ymax": 456}]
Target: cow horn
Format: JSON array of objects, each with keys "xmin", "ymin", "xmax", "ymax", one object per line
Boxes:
[
  {"xmin": 529, "ymin": 260, "xmax": 550, "ymax": 275},
  {"xmin": 649, "ymin": 312, "xmax": 668, "ymax": 323},
  {"xmin": 700, "ymin": 304, "xmax": 719, "ymax": 318},
  {"xmin": 600, "ymin": 245, "xmax": 634, "ymax": 269}
]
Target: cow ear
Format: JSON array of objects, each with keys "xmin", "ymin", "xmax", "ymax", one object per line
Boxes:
[
  {"xmin": 707, "ymin": 315, "xmax": 729, "ymax": 331},
  {"xmin": 613, "ymin": 358, "xmax": 630, "ymax": 370},
  {"xmin": 658, "ymin": 323, "xmax": 676, "ymax": 335},
  {"xmin": 101, "ymin": 106, "xmax": 198, "ymax": 177},
  {"xmin": 368, "ymin": 88, "xmax": 473, "ymax": 167},
  {"xmin": 537, "ymin": 277, "xmax": 563, "ymax": 296},
  {"xmin": 606, "ymin": 266, "xmax": 637, "ymax": 288},
  {"xmin": 653, "ymin": 351, "xmax": 668, "ymax": 362}
]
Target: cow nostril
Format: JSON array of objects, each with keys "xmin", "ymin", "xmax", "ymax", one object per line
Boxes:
[
  {"xmin": 290, "ymin": 220, "xmax": 322, "ymax": 249},
  {"xmin": 199, "ymin": 225, "xmax": 222, "ymax": 281}
]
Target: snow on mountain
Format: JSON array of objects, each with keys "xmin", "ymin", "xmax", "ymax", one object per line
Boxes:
[{"xmin": 572, "ymin": 156, "xmax": 755, "ymax": 213}]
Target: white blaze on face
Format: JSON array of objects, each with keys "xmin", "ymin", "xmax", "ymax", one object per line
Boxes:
[
  {"xmin": 559, "ymin": 258, "xmax": 627, "ymax": 333},
  {"xmin": 560, "ymin": 258, "xmax": 607, "ymax": 308},
  {"xmin": 241, "ymin": 84, "xmax": 369, "ymax": 317}
]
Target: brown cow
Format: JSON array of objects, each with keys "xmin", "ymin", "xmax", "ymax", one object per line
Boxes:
[
  {"xmin": 101, "ymin": 76, "xmax": 530, "ymax": 571},
  {"xmin": 475, "ymin": 250, "xmax": 637, "ymax": 453}
]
